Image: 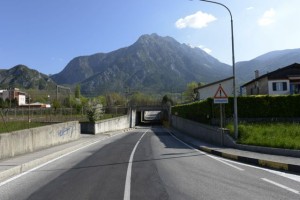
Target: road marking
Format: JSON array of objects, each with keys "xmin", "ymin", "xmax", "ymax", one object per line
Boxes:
[
  {"xmin": 261, "ymin": 178, "xmax": 299, "ymax": 194},
  {"xmin": 167, "ymin": 131, "xmax": 244, "ymax": 171},
  {"xmin": 207, "ymin": 155, "xmax": 245, "ymax": 171},
  {"xmin": 216, "ymin": 157, "xmax": 300, "ymax": 183},
  {"xmin": 0, "ymin": 131, "xmax": 129, "ymax": 187},
  {"xmin": 124, "ymin": 130, "xmax": 149, "ymax": 200}
]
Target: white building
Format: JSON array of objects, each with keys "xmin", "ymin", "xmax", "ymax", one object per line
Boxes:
[
  {"xmin": 17, "ymin": 94, "xmax": 26, "ymax": 106},
  {"xmin": 194, "ymin": 77, "xmax": 234, "ymax": 100},
  {"xmin": 0, "ymin": 88, "xmax": 26, "ymax": 106}
]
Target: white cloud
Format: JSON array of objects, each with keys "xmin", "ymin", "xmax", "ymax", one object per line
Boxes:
[
  {"xmin": 246, "ymin": 7, "xmax": 254, "ymax": 10},
  {"xmin": 258, "ymin": 8, "xmax": 276, "ymax": 26},
  {"xmin": 199, "ymin": 45, "xmax": 212, "ymax": 54},
  {"xmin": 187, "ymin": 44, "xmax": 212, "ymax": 54},
  {"xmin": 202, "ymin": 47, "xmax": 212, "ymax": 54},
  {"xmin": 175, "ymin": 11, "xmax": 217, "ymax": 29}
]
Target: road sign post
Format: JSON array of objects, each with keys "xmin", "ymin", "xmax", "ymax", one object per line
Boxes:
[{"xmin": 213, "ymin": 84, "xmax": 228, "ymax": 128}]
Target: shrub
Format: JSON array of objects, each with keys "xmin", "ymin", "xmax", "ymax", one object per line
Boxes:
[
  {"xmin": 172, "ymin": 95, "xmax": 300, "ymax": 123},
  {"xmin": 86, "ymin": 103, "xmax": 104, "ymax": 122}
]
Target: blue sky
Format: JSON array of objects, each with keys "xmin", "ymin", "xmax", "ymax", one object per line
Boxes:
[{"xmin": 1, "ymin": 0, "xmax": 300, "ymax": 75}]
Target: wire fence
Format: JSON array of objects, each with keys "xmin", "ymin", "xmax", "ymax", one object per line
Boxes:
[{"xmin": 0, "ymin": 106, "xmax": 128, "ymax": 123}]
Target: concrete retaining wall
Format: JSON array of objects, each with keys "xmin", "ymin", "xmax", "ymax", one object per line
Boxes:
[
  {"xmin": 0, "ymin": 121, "xmax": 80, "ymax": 160},
  {"xmin": 172, "ymin": 115, "xmax": 223, "ymax": 145},
  {"xmin": 171, "ymin": 115, "xmax": 300, "ymax": 158},
  {"xmin": 81, "ymin": 115, "xmax": 131, "ymax": 134}
]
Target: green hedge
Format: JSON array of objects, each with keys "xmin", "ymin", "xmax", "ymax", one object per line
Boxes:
[
  {"xmin": 172, "ymin": 95, "xmax": 300, "ymax": 123},
  {"xmin": 172, "ymin": 99, "xmax": 212, "ymax": 124}
]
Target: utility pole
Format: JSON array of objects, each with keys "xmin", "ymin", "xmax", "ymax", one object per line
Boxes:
[{"xmin": 193, "ymin": 0, "xmax": 239, "ymax": 139}]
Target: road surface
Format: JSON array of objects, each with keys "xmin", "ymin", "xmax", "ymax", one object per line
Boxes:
[{"xmin": 0, "ymin": 126, "xmax": 299, "ymax": 200}]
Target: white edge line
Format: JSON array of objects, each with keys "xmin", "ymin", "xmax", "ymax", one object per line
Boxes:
[
  {"xmin": 166, "ymin": 130, "xmax": 300, "ymax": 188},
  {"xmin": 0, "ymin": 131, "xmax": 129, "ymax": 187},
  {"xmin": 167, "ymin": 131, "xmax": 244, "ymax": 171},
  {"xmin": 215, "ymin": 156, "xmax": 300, "ymax": 183},
  {"xmin": 123, "ymin": 130, "xmax": 149, "ymax": 200},
  {"xmin": 261, "ymin": 178, "xmax": 300, "ymax": 194}
]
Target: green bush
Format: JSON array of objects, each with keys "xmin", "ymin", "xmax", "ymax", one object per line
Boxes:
[{"xmin": 172, "ymin": 95, "xmax": 300, "ymax": 123}]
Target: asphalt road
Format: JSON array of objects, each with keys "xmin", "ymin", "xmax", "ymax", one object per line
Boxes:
[{"xmin": 0, "ymin": 126, "xmax": 300, "ymax": 200}]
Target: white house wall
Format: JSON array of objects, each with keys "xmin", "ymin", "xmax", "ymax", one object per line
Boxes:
[
  {"xmin": 18, "ymin": 94, "xmax": 26, "ymax": 105},
  {"xmin": 268, "ymin": 80, "xmax": 290, "ymax": 95},
  {"xmin": 197, "ymin": 79, "xmax": 233, "ymax": 100}
]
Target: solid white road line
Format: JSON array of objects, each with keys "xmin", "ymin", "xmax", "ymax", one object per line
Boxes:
[
  {"xmin": 123, "ymin": 130, "xmax": 149, "ymax": 200},
  {"xmin": 261, "ymin": 178, "xmax": 300, "ymax": 195},
  {"xmin": 0, "ymin": 131, "xmax": 129, "ymax": 187},
  {"xmin": 166, "ymin": 130, "xmax": 300, "ymax": 195},
  {"xmin": 168, "ymin": 131, "xmax": 244, "ymax": 171},
  {"xmin": 216, "ymin": 157, "xmax": 300, "ymax": 183}
]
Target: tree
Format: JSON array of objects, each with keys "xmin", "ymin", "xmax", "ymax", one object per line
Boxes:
[
  {"xmin": 86, "ymin": 99, "xmax": 105, "ymax": 122},
  {"xmin": 75, "ymin": 84, "xmax": 81, "ymax": 98},
  {"xmin": 52, "ymin": 99, "xmax": 61, "ymax": 111},
  {"xmin": 183, "ymin": 82, "xmax": 204, "ymax": 102},
  {"xmin": 161, "ymin": 95, "xmax": 174, "ymax": 106},
  {"xmin": 105, "ymin": 93, "xmax": 126, "ymax": 107},
  {"xmin": 0, "ymin": 98, "xmax": 8, "ymax": 108}
]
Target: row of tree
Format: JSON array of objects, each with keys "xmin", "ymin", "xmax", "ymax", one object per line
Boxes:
[{"xmin": 0, "ymin": 82, "xmax": 202, "ymax": 110}]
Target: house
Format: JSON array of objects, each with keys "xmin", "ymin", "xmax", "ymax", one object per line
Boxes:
[
  {"xmin": 0, "ymin": 88, "xmax": 26, "ymax": 106},
  {"xmin": 242, "ymin": 63, "xmax": 300, "ymax": 95},
  {"xmin": 194, "ymin": 77, "xmax": 234, "ymax": 100}
]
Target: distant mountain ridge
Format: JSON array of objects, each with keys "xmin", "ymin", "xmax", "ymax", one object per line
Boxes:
[
  {"xmin": 0, "ymin": 65, "xmax": 56, "ymax": 90},
  {"xmin": 51, "ymin": 33, "xmax": 231, "ymax": 95},
  {"xmin": 1, "ymin": 34, "xmax": 300, "ymax": 96}
]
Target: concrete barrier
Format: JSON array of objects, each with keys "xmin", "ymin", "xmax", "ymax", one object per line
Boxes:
[
  {"xmin": 81, "ymin": 115, "xmax": 131, "ymax": 134},
  {"xmin": 171, "ymin": 115, "xmax": 223, "ymax": 145},
  {"xmin": 0, "ymin": 121, "xmax": 80, "ymax": 160},
  {"xmin": 171, "ymin": 115, "xmax": 300, "ymax": 158}
]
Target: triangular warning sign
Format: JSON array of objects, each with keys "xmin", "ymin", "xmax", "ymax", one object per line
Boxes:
[{"xmin": 214, "ymin": 85, "xmax": 228, "ymax": 98}]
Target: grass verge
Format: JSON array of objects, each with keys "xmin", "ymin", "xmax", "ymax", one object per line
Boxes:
[{"xmin": 226, "ymin": 123, "xmax": 300, "ymax": 150}]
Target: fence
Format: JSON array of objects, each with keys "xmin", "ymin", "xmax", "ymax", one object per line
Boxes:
[{"xmin": 0, "ymin": 106, "xmax": 128, "ymax": 123}]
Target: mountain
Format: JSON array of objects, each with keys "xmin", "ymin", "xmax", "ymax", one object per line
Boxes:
[
  {"xmin": 4, "ymin": 35, "xmax": 300, "ymax": 95},
  {"xmin": 236, "ymin": 48, "xmax": 300, "ymax": 84},
  {"xmin": 0, "ymin": 65, "xmax": 56, "ymax": 90},
  {"xmin": 51, "ymin": 33, "xmax": 231, "ymax": 95}
]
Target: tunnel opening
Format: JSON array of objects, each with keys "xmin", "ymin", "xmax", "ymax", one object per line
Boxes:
[{"xmin": 136, "ymin": 110, "xmax": 163, "ymax": 126}]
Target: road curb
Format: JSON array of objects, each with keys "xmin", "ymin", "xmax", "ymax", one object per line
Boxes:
[
  {"xmin": 0, "ymin": 128, "xmax": 134, "ymax": 183},
  {"xmin": 0, "ymin": 140, "xmax": 92, "ymax": 183},
  {"xmin": 198, "ymin": 146, "xmax": 300, "ymax": 174},
  {"xmin": 168, "ymin": 129, "xmax": 300, "ymax": 174}
]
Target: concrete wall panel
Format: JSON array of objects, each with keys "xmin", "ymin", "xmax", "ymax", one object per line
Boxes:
[
  {"xmin": 94, "ymin": 115, "xmax": 130, "ymax": 134},
  {"xmin": 0, "ymin": 121, "xmax": 80, "ymax": 160},
  {"xmin": 172, "ymin": 115, "xmax": 223, "ymax": 145}
]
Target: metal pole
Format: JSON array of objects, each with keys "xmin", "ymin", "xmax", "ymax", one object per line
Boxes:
[
  {"xmin": 28, "ymin": 95, "xmax": 30, "ymax": 129},
  {"xmin": 220, "ymin": 104, "xmax": 223, "ymax": 128},
  {"xmin": 196, "ymin": 0, "xmax": 238, "ymax": 139}
]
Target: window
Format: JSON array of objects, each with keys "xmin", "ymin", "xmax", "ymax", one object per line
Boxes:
[{"xmin": 272, "ymin": 82, "xmax": 287, "ymax": 91}]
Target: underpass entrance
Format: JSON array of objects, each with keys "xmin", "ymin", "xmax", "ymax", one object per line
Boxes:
[{"xmin": 131, "ymin": 105, "xmax": 170, "ymax": 126}]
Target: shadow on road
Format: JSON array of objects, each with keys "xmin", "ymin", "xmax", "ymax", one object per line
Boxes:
[{"xmin": 27, "ymin": 127, "xmax": 203, "ymax": 199}]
